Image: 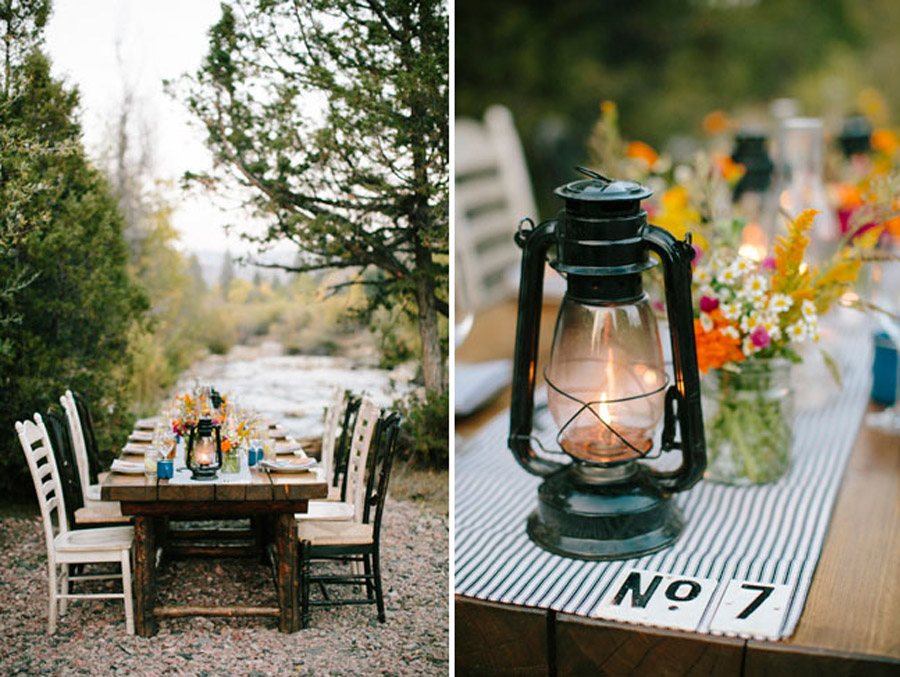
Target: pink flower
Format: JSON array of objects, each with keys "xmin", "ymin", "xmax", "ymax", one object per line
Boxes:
[
  {"xmin": 761, "ymin": 256, "xmax": 776, "ymax": 271},
  {"xmin": 750, "ymin": 325, "xmax": 771, "ymax": 349},
  {"xmin": 699, "ymin": 295, "xmax": 719, "ymax": 313},
  {"xmin": 652, "ymin": 300, "xmax": 666, "ymax": 312},
  {"xmin": 691, "ymin": 243, "xmax": 704, "ymax": 265}
]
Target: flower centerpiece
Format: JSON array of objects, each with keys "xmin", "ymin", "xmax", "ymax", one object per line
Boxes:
[{"xmin": 694, "ymin": 209, "xmax": 884, "ymax": 484}]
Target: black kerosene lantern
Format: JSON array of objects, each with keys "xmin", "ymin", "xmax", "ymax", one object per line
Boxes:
[
  {"xmin": 509, "ymin": 167, "xmax": 706, "ymax": 560},
  {"xmin": 186, "ymin": 416, "xmax": 223, "ymax": 481}
]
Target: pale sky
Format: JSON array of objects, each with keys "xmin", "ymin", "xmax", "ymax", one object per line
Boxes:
[{"xmin": 44, "ymin": 0, "xmax": 258, "ymax": 254}]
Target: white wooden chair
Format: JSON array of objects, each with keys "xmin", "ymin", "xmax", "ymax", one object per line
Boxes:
[
  {"xmin": 456, "ymin": 104, "xmax": 538, "ymax": 311},
  {"xmin": 320, "ymin": 387, "xmax": 346, "ymax": 492},
  {"xmin": 296, "ymin": 398, "xmax": 380, "ymax": 523},
  {"xmin": 15, "ymin": 413, "xmax": 134, "ymax": 635},
  {"xmin": 60, "ymin": 390, "xmax": 103, "ymax": 505}
]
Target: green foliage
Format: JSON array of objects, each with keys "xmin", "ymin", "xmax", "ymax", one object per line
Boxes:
[
  {"xmin": 177, "ymin": 0, "xmax": 449, "ymax": 393},
  {"xmin": 456, "ymin": 0, "xmax": 870, "ymax": 216},
  {"xmin": 395, "ymin": 389, "xmax": 449, "ymax": 469},
  {"xmin": 0, "ymin": 49, "xmax": 147, "ymax": 499}
]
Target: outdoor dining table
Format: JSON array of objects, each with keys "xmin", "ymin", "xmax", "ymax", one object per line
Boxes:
[
  {"xmin": 101, "ymin": 429, "xmax": 327, "ymax": 637},
  {"xmin": 455, "ymin": 299, "xmax": 899, "ymax": 675}
]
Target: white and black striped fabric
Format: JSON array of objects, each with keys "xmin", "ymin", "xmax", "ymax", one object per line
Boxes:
[{"xmin": 455, "ymin": 330, "xmax": 872, "ymax": 639}]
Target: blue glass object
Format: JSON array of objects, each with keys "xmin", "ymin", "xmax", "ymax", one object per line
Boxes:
[
  {"xmin": 872, "ymin": 330, "xmax": 898, "ymax": 406},
  {"xmin": 157, "ymin": 459, "xmax": 174, "ymax": 480}
]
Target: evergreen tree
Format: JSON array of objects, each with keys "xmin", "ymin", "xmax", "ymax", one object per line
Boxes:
[
  {"xmin": 0, "ymin": 10, "xmax": 147, "ymax": 499},
  {"xmin": 177, "ymin": 0, "xmax": 448, "ymax": 394}
]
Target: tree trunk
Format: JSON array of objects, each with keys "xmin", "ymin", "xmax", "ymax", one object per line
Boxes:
[{"xmin": 414, "ymin": 241, "xmax": 445, "ymax": 395}]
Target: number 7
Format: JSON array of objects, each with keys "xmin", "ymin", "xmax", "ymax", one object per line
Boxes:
[{"xmin": 737, "ymin": 583, "xmax": 774, "ymax": 619}]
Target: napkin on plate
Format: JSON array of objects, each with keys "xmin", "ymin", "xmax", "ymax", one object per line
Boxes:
[
  {"xmin": 111, "ymin": 459, "xmax": 144, "ymax": 474},
  {"xmin": 275, "ymin": 441, "xmax": 305, "ymax": 455},
  {"xmin": 260, "ymin": 458, "xmax": 316, "ymax": 472},
  {"xmin": 129, "ymin": 430, "xmax": 154, "ymax": 442},
  {"xmin": 122, "ymin": 442, "xmax": 150, "ymax": 454},
  {"xmin": 455, "ymin": 359, "xmax": 513, "ymax": 417}
]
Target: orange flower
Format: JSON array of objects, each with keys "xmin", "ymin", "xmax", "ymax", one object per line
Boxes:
[
  {"xmin": 694, "ymin": 309, "xmax": 745, "ymax": 373},
  {"xmin": 871, "ymin": 128, "xmax": 899, "ymax": 156},
  {"xmin": 626, "ymin": 140, "xmax": 658, "ymax": 168},
  {"xmin": 702, "ymin": 110, "xmax": 731, "ymax": 135},
  {"xmin": 713, "ymin": 153, "xmax": 745, "ymax": 184},
  {"xmin": 884, "ymin": 215, "xmax": 900, "ymax": 237},
  {"xmin": 833, "ymin": 182, "xmax": 863, "ymax": 210},
  {"xmin": 221, "ymin": 439, "xmax": 232, "ymax": 453}
]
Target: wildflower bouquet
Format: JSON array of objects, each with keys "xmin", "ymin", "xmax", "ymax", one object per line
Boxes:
[{"xmin": 696, "ymin": 209, "xmax": 884, "ymax": 484}]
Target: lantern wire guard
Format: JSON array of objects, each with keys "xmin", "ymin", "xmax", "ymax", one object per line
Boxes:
[{"xmin": 542, "ymin": 368, "xmax": 670, "ymax": 462}]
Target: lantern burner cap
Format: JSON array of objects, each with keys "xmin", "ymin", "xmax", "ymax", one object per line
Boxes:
[{"xmin": 555, "ymin": 166, "xmax": 653, "ymax": 203}]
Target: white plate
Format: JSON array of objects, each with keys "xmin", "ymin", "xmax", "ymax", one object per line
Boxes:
[
  {"xmin": 129, "ymin": 431, "xmax": 154, "ymax": 442},
  {"xmin": 135, "ymin": 417, "xmax": 159, "ymax": 430},
  {"xmin": 121, "ymin": 443, "xmax": 149, "ymax": 455},
  {"xmin": 260, "ymin": 459, "xmax": 316, "ymax": 473}
]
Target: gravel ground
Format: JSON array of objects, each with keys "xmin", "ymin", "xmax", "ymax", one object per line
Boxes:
[{"xmin": 0, "ymin": 499, "xmax": 448, "ymax": 675}]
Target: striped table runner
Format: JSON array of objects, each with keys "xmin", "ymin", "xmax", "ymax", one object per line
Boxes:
[{"xmin": 455, "ymin": 327, "xmax": 873, "ymax": 640}]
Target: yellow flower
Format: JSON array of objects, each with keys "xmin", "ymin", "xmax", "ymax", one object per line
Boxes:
[{"xmin": 654, "ymin": 186, "xmax": 708, "ymax": 251}]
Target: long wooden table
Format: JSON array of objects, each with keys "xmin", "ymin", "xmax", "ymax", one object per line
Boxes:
[
  {"xmin": 102, "ymin": 442, "xmax": 327, "ymax": 636},
  {"xmin": 455, "ymin": 300, "xmax": 900, "ymax": 675}
]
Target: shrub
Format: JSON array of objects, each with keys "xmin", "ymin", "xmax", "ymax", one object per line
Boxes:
[{"xmin": 394, "ymin": 389, "xmax": 449, "ymax": 469}]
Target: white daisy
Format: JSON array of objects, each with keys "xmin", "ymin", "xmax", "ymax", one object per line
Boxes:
[
  {"xmin": 720, "ymin": 325, "xmax": 740, "ymax": 340},
  {"xmin": 720, "ymin": 301, "xmax": 742, "ymax": 321},
  {"xmin": 700, "ymin": 312, "xmax": 714, "ymax": 333},
  {"xmin": 740, "ymin": 311, "xmax": 764, "ymax": 333},
  {"xmin": 720, "ymin": 267, "xmax": 738, "ymax": 285},
  {"xmin": 742, "ymin": 336, "xmax": 759, "ymax": 355},
  {"xmin": 743, "ymin": 274, "xmax": 768, "ymax": 300},
  {"xmin": 786, "ymin": 321, "xmax": 808, "ymax": 342},
  {"xmin": 767, "ymin": 294, "xmax": 793, "ymax": 315},
  {"xmin": 694, "ymin": 267, "xmax": 712, "ymax": 285},
  {"xmin": 801, "ymin": 299, "xmax": 817, "ymax": 320},
  {"xmin": 734, "ymin": 258, "xmax": 754, "ymax": 275}
]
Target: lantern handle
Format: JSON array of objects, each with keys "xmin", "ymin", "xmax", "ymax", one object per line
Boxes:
[
  {"xmin": 641, "ymin": 224, "xmax": 707, "ymax": 493},
  {"xmin": 508, "ymin": 217, "xmax": 568, "ymax": 477}
]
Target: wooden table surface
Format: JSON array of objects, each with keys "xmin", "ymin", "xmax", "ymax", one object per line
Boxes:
[
  {"xmin": 103, "ymin": 437, "xmax": 328, "ymax": 636},
  {"xmin": 455, "ymin": 299, "xmax": 900, "ymax": 675}
]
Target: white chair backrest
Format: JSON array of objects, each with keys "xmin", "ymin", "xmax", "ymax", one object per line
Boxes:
[
  {"xmin": 456, "ymin": 104, "xmax": 538, "ymax": 311},
  {"xmin": 60, "ymin": 390, "xmax": 91, "ymax": 503},
  {"xmin": 345, "ymin": 398, "xmax": 380, "ymax": 523},
  {"xmin": 16, "ymin": 414, "xmax": 69, "ymax": 556},
  {"xmin": 320, "ymin": 387, "xmax": 346, "ymax": 486}
]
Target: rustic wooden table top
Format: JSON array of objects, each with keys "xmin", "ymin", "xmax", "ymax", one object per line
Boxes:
[{"xmin": 455, "ymin": 299, "xmax": 900, "ymax": 675}]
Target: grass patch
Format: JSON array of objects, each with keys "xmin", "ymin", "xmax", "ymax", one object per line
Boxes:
[{"xmin": 389, "ymin": 464, "xmax": 448, "ymax": 517}]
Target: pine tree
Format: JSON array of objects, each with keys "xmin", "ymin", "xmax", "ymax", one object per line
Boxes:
[{"xmin": 0, "ymin": 9, "xmax": 147, "ymax": 499}]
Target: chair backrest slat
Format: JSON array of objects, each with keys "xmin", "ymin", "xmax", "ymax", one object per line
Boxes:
[
  {"xmin": 345, "ymin": 398, "xmax": 380, "ymax": 523},
  {"xmin": 319, "ymin": 387, "xmax": 346, "ymax": 487},
  {"xmin": 73, "ymin": 392, "xmax": 102, "ymax": 483},
  {"xmin": 60, "ymin": 390, "xmax": 92, "ymax": 504},
  {"xmin": 362, "ymin": 412, "xmax": 401, "ymax": 533},
  {"xmin": 16, "ymin": 415, "xmax": 69, "ymax": 557},
  {"xmin": 37, "ymin": 462, "xmax": 53, "ymax": 481},
  {"xmin": 334, "ymin": 395, "xmax": 362, "ymax": 494}
]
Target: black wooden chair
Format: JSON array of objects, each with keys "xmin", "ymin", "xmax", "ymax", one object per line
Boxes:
[
  {"xmin": 73, "ymin": 391, "xmax": 103, "ymax": 485},
  {"xmin": 44, "ymin": 410, "xmax": 86, "ymax": 531},
  {"xmin": 298, "ymin": 410, "xmax": 402, "ymax": 628}
]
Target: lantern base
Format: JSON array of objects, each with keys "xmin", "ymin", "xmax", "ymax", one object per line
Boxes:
[
  {"xmin": 189, "ymin": 466, "xmax": 219, "ymax": 481},
  {"xmin": 526, "ymin": 463, "xmax": 683, "ymax": 560}
]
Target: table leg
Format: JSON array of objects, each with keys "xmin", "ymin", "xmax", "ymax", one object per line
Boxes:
[
  {"xmin": 275, "ymin": 512, "xmax": 298, "ymax": 632},
  {"xmin": 133, "ymin": 515, "xmax": 158, "ymax": 637}
]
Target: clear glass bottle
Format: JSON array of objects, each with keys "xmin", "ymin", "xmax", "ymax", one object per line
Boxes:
[{"xmin": 766, "ymin": 118, "xmax": 837, "ymax": 263}]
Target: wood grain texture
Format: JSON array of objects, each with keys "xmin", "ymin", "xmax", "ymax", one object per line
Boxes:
[
  {"xmin": 455, "ymin": 596, "xmax": 548, "ymax": 676},
  {"xmin": 556, "ymin": 614, "xmax": 744, "ymax": 676},
  {"xmin": 747, "ymin": 413, "xmax": 900, "ymax": 669},
  {"xmin": 133, "ymin": 515, "xmax": 158, "ymax": 637},
  {"xmin": 119, "ymin": 500, "xmax": 310, "ymax": 517},
  {"xmin": 275, "ymin": 512, "xmax": 299, "ymax": 632}
]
